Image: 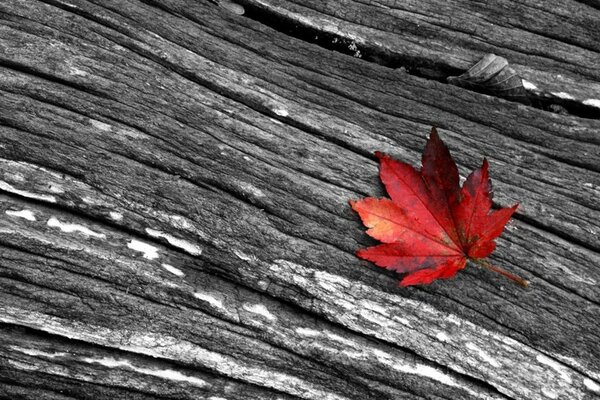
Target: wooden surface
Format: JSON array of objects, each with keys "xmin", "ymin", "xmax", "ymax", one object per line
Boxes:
[{"xmin": 1, "ymin": 0, "xmax": 599, "ymax": 399}]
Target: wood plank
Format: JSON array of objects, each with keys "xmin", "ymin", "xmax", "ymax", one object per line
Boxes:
[
  {"xmin": 239, "ymin": 0, "xmax": 600, "ymax": 106},
  {"xmin": 1, "ymin": 0, "xmax": 599, "ymax": 399}
]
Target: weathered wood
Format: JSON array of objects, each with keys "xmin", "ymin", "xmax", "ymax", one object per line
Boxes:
[
  {"xmin": 239, "ymin": 0, "xmax": 600, "ymax": 106},
  {"xmin": 1, "ymin": 0, "xmax": 599, "ymax": 399}
]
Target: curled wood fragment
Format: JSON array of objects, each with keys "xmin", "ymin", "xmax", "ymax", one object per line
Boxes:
[{"xmin": 448, "ymin": 54, "xmax": 529, "ymax": 102}]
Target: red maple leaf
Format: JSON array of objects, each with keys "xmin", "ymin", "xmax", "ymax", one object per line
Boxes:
[{"xmin": 350, "ymin": 128, "xmax": 527, "ymax": 287}]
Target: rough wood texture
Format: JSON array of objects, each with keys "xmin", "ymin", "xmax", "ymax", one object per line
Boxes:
[
  {"xmin": 1, "ymin": 1, "xmax": 599, "ymax": 399},
  {"xmin": 240, "ymin": 0, "xmax": 600, "ymax": 105}
]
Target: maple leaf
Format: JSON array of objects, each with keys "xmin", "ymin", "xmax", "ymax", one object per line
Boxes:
[{"xmin": 350, "ymin": 128, "xmax": 527, "ymax": 287}]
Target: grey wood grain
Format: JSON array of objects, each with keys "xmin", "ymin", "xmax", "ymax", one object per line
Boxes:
[
  {"xmin": 1, "ymin": 0, "xmax": 599, "ymax": 399},
  {"xmin": 238, "ymin": 0, "xmax": 600, "ymax": 105}
]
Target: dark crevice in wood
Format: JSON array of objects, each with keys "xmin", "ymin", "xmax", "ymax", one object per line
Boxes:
[
  {"xmin": 235, "ymin": 1, "xmax": 600, "ymax": 120},
  {"xmin": 574, "ymin": 0, "xmax": 600, "ymax": 10},
  {"xmin": 238, "ymin": 1, "xmax": 460, "ymax": 81},
  {"xmin": 528, "ymin": 95, "xmax": 600, "ymax": 120}
]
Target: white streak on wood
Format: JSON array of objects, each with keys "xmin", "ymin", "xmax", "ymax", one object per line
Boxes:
[
  {"xmin": 372, "ymin": 348, "xmax": 457, "ymax": 387},
  {"xmin": 436, "ymin": 332, "xmax": 450, "ymax": 342},
  {"xmin": 0, "ymin": 307, "xmax": 437, "ymax": 400},
  {"xmin": 82, "ymin": 196, "xmax": 98, "ymax": 204},
  {"xmin": 109, "ymin": 211, "xmax": 123, "ymax": 221},
  {"xmin": 412, "ymin": 364, "xmax": 457, "ymax": 387},
  {"xmin": 194, "ymin": 292, "xmax": 225, "ymax": 309},
  {"xmin": 326, "ymin": 333, "xmax": 356, "ymax": 347},
  {"xmin": 541, "ymin": 388, "xmax": 558, "ymax": 399},
  {"xmin": 314, "ymin": 270, "xmax": 351, "ymax": 294},
  {"xmin": 270, "ymin": 260, "xmax": 591, "ymax": 399},
  {"xmin": 0, "ymin": 181, "xmax": 57, "ymax": 203},
  {"xmin": 5, "ymin": 209, "xmax": 36, "ymax": 221},
  {"xmin": 167, "ymin": 214, "xmax": 194, "ymax": 230},
  {"xmin": 359, "ymin": 307, "xmax": 392, "ymax": 327},
  {"xmin": 466, "ymin": 342, "xmax": 501, "ymax": 367},
  {"xmin": 536, "ymin": 354, "xmax": 572, "ymax": 383},
  {"xmin": 296, "ymin": 327, "xmax": 321, "ymax": 337},
  {"xmin": 233, "ymin": 250, "xmax": 256, "ymax": 262},
  {"xmin": 127, "ymin": 239, "xmax": 159, "ymax": 259},
  {"xmin": 243, "ymin": 303, "xmax": 276, "ymax": 321},
  {"xmin": 521, "ymin": 80, "xmax": 538, "ymax": 90},
  {"xmin": 583, "ymin": 99, "xmax": 600, "ymax": 108},
  {"xmin": 559, "ymin": 263, "xmax": 597, "ymax": 285},
  {"xmin": 552, "ymin": 353, "xmax": 600, "ymax": 382},
  {"xmin": 11, "ymin": 346, "xmax": 67, "ymax": 358},
  {"xmin": 145, "ymin": 228, "xmax": 202, "ymax": 256},
  {"xmin": 238, "ymin": 182, "xmax": 266, "ymax": 198},
  {"xmin": 68, "ymin": 67, "xmax": 88, "ymax": 76},
  {"xmin": 90, "ymin": 120, "xmax": 112, "ymax": 131},
  {"xmin": 82, "ymin": 356, "xmax": 207, "ymax": 387},
  {"xmin": 256, "ymin": 279, "xmax": 269, "ymax": 290},
  {"xmin": 584, "ymin": 378, "xmax": 600, "ymax": 392},
  {"xmin": 551, "ymin": 92, "xmax": 574, "ymax": 100},
  {"xmin": 7, "ymin": 359, "xmax": 42, "ymax": 371},
  {"xmin": 48, "ymin": 184, "xmax": 64, "ymax": 193},
  {"xmin": 162, "ymin": 263, "xmax": 184, "ymax": 277},
  {"xmin": 10, "ymin": 172, "xmax": 25, "ymax": 182},
  {"xmin": 361, "ymin": 301, "xmax": 388, "ymax": 316},
  {"xmin": 47, "ymin": 217, "xmax": 106, "ymax": 238},
  {"xmin": 446, "ymin": 314, "xmax": 462, "ymax": 326},
  {"xmin": 273, "ymin": 108, "xmax": 289, "ymax": 117}
]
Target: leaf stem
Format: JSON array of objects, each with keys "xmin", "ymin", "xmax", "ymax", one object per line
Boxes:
[{"xmin": 473, "ymin": 259, "xmax": 529, "ymax": 288}]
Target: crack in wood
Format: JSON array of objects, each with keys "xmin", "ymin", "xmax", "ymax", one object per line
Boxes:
[
  {"xmin": 234, "ymin": 0, "xmax": 600, "ymax": 119},
  {"xmin": 2, "ymin": 1, "xmax": 600, "ymax": 398}
]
